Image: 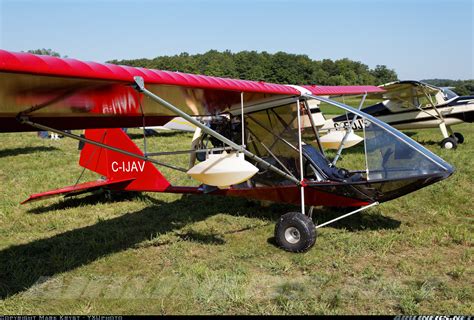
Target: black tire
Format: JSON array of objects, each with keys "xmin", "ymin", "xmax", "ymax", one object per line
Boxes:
[
  {"xmin": 275, "ymin": 212, "xmax": 316, "ymax": 253},
  {"xmin": 440, "ymin": 137, "xmax": 457, "ymax": 149},
  {"xmin": 452, "ymin": 132, "xmax": 464, "ymax": 144}
]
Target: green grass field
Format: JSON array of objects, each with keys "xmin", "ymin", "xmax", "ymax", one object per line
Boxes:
[{"xmin": 0, "ymin": 124, "xmax": 472, "ymax": 315}]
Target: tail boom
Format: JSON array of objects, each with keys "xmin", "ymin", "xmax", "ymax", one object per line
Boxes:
[{"xmin": 22, "ymin": 128, "xmax": 171, "ymax": 204}]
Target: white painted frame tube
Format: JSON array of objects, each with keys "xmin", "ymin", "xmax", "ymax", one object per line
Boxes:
[
  {"xmin": 241, "ymin": 92, "xmax": 245, "ymax": 149},
  {"xmin": 296, "ymin": 99, "xmax": 305, "ymax": 214},
  {"xmin": 316, "ymin": 202, "xmax": 379, "ymax": 229}
]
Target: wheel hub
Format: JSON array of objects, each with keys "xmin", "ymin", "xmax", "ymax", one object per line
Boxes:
[{"xmin": 284, "ymin": 227, "xmax": 301, "ymax": 244}]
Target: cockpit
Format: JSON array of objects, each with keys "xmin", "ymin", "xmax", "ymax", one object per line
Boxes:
[{"xmin": 194, "ymin": 96, "xmax": 453, "ymax": 202}]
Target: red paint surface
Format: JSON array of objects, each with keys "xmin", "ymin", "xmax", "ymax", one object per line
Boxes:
[
  {"xmin": 164, "ymin": 185, "xmax": 370, "ymax": 207},
  {"xmin": 0, "ymin": 50, "xmax": 298, "ymax": 96},
  {"xmin": 80, "ymin": 128, "xmax": 170, "ymax": 191},
  {"xmin": 21, "ymin": 178, "xmax": 135, "ymax": 204},
  {"xmin": 302, "ymin": 85, "xmax": 384, "ymax": 95}
]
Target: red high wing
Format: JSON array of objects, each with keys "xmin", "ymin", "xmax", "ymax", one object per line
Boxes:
[
  {"xmin": 0, "ymin": 50, "xmax": 298, "ymax": 95},
  {"xmin": 0, "ymin": 50, "xmax": 384, "ymax": 132},
  {"xmin": 302, "ymin": 85, "xmax": 385, "ymax": 96}
]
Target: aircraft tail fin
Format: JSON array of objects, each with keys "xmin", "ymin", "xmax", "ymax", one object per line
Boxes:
[
  {"xmin": 79, "ymin": 128, "xmax": 171, "ymax": 192},
  {"xmin": 21, "ymin": 128, "xmax": 170, "ymax": 204}
]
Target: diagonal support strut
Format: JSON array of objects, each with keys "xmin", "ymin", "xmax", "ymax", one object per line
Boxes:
[{"xmin": 133, "ymin": 76, "xmax": 300, "ymax": 185}]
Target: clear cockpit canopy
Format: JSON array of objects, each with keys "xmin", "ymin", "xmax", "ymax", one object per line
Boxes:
[
  {"xmin": 241, "ymin": 96, "xmax": 453, "ymax": 186},
  {"xmin": 309, "ymin": 95, "xmax": 454, "ymax": 181}
]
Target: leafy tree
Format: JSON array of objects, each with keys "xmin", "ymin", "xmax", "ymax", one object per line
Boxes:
[
  {"xmin": 108, "ymin": 50, "xmax": 401, "ymax": 86},
  {"xmin": 370, "ymin": 65, "xmax": 398, "ymax": 85},
  {"xmin": 423, "ymin": 79, "xmax": 474, "ymax": 96},
  {"xmin": 26, "ymin": 48, "xmax": 63, "ymax": 57}
]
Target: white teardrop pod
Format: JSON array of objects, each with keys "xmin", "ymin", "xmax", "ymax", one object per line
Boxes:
[
  {"xmin": 187, "ymin": 151, "xmax": 259, "ymax": 187},
  {"xmin": 319, "ymin": 130, "xmax": 363, "ymax": 149}
]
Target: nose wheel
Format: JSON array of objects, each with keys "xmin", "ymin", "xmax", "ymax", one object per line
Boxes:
[
  {"xmin": 440, "ymin": 137, "xmax": 457, "ymax": 149},
  {"xmin": 275, "ymin": 212, "xmax": 316, "ymax": 252}
]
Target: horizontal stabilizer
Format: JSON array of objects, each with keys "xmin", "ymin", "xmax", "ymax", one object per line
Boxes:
[{"xmin": 21, "ymin": 178, "xmax": 135, "ymax": 204}]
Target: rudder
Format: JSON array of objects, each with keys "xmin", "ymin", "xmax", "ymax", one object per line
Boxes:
[{"xmin": 79, "ymin": 128, "xmax": 170, "ymax": 192}]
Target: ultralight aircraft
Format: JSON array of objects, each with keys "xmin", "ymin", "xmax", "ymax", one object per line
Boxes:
[{"xmin": 0, "ymin": 50, "xmax": 454, "ymax": 252}]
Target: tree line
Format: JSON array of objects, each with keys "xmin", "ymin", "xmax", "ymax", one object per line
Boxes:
[
  {"xmin": 25, "ymin": 49, "xmax": 473, "ymax": 95},
  {"xmin": 422, "ymin": 79, "xmax": 474, "ymax": 96},
  {"xmin": 108, "ymin": 50, "xmax": 398, "ymax": 86}
]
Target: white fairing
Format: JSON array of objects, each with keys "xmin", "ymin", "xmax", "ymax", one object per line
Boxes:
[
  {"xmin": 187, "ymin": 152, "xmax": 259, "ymax": 187},
  {"xmin": 145, "ymin": 117, "xmax": 197, "ymax": 132},
  {"xmin": 319, "ymin": 130, "xmax": 363, "ymax": 149}
]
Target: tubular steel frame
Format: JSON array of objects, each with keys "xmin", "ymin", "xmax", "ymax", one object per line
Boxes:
[
  {"xmin": 15, "ymin": 79, "xmax": 392, "ymax": 230},
  {"xmin": 133, "ymin": 76, "xmax": 300, "ymax": 185}
]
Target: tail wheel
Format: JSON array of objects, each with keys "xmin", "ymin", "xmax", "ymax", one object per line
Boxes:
[
  {"xmin": 440, "ymin": 137, "xmax": 457, "ymax": 149},
  {"xmin": 275, "ymin": 212, "xmax": 316, "ymax": 252},
  {"xmin": 451, "ymin": 132, "xmax": 464, "ymax": 144}
]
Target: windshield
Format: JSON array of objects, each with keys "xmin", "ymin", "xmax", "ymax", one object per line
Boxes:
[
  {"xmin": 310, "ymin": 95, "xmax": 453, "ymax": 171},
  {"xmin": 441, "ymin": 88, "xmax": 459, "ymax": 100},
  {"xmin": 364, "ymin": 119, "xmax": 449, "ymax": 180},
  {"xmin": 241, "ymin": 95, "xmax": 453, "ymax": 187}
]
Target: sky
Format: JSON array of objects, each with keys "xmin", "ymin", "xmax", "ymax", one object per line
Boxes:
[{"xmin": 0, "ymin": 0, "xmax": 472, "ymax": 80}]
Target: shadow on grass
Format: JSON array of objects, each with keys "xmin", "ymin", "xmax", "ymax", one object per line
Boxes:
[
  {"xmin": 0, "ymin": 193, "xmax": 399, "ymax": 298},
  {"xmin": 0, "ymin": 194, "xmax": 279, "ymax": 299},
  {"xmin": 26, "ymin": 192, "xmax": 148, "ymax": 215},
  {"xmin": 0, "ymin": 146, "xmax": 59, "ymax": 158},
  {"xmin": 400, "ymin": 131, "xmax": 442, "ymax": 146},
  {"xmin": 314, "ymin": 207, "xmax": 401, "ymax": 231},
  {"xmin": 177, "ymin": 231, "xmax": 226, "ymax": 245},
  {"xmin": 414, "ymin": 139, "xmax": 442, "ymax": 146},
  {"xmin": 401, "ymin": 131, "xmax": 418, "ymax": 137}
]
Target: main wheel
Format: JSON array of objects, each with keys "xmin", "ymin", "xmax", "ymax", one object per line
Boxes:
[
  {"xmin": 451, "ymin": 132, "xmax": 464, "ymax": 144},
  {"xmin": 275, "ymin": 212, "xmax": 316, "ymax": 252},
  {"xmin": 440, "ymin": 137, "xmax": 457, "ymax": 149}
]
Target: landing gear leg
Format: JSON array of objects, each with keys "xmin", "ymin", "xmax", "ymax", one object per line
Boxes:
[{"xmin": 439, "ymin": 122, "xmax": 450, "ymax": 139}]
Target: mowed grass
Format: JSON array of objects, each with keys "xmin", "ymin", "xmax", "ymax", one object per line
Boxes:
[{"xmin": 0, "ymin": 124, "xmax": 472, "ymax": 315}]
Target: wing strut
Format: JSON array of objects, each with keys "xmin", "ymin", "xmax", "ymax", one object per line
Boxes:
[{"xmin": 133, "ymin": 76, "xmax": 300, "ymax": 185}]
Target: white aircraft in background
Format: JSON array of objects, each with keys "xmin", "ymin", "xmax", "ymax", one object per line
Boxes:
[
  {"xmin": 315, "ymin": 80, "xmax": 474, "ymax": 150},
  {"xmin": 143, "ymin": 116, "xmax": 196, "ymax": 133}
]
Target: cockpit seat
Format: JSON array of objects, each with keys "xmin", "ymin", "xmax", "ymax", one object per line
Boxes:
[{"xmin": 302, "ymin": 144, "xmax": 363, "ymax": 182}]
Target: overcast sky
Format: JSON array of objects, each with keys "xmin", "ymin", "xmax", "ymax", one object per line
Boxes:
[{"xmin": 1, "ymin": 0, "xmax": 472, "ymax": 80}]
